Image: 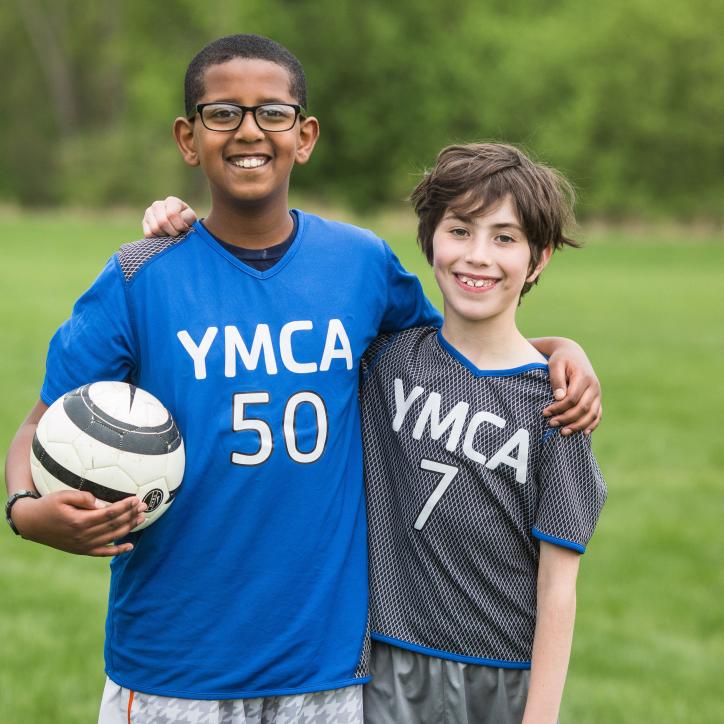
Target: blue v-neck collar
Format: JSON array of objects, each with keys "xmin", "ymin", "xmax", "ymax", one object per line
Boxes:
[
  {"xmin": 436, "ymin": 331, "xmax": 549, "ymax": 377},
  {"xmin": 192, "ymin": 209, "xmax": 305, "ymax": 279}
]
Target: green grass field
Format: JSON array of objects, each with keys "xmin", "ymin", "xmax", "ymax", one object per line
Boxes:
[{"xmin": 1, "ymin": 211, "xmax": 722, "ymax": 723}]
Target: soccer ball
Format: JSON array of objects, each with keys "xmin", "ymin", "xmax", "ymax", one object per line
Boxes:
[{"xmin": 30, "ymin": 381, "xmax": 185, "ymax": 530}]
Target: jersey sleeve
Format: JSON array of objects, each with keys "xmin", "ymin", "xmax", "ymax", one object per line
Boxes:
[
  {"xmin": 379, "ymin": 242, "xmax": 442, "ymax": 333},
  {"xmin": 360, "ymin": 332, "xmax": 397, "ymax": 385},
  {"xmin": 40, "ymin": 256, "xmax": 137, "ymax": 405},
  {"xmin": 532, "ymin": 431, "xmax": 607, "ymax": 554}
]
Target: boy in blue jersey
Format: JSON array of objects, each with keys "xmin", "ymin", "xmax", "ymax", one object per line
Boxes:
[
  {"xmin": 5, "ymin": 35, "xmax": 601, "ymax": 724},
  {"xmin": 359, "ymin": 143, "xmax": 607, "ymax": 723}
]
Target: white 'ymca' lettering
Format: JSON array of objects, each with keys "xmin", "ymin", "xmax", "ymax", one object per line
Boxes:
[
  {"xmin": 177, "ymin": 319, "xmax": 353, "ymax": 379},
  {"xmin": 225, "ymin": 324, "xmax": 277, "ymax": 376},
  {"xmin": 393, "ymin": 377, "xmax": 530, "ymax": 483}
]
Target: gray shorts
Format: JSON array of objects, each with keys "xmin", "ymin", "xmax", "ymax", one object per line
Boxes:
[
  {"xmin": 363, "ymin": 641, "xmax": 531, "ymax": 724},
  {"xmin": 98, "ymin": 677, "xmax": 363, "ymax": 724}
]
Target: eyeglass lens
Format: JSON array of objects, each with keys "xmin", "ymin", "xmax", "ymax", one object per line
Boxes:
[{"xmin": 201, "ymin": 104, "xmax": 298, "ymax": 131}]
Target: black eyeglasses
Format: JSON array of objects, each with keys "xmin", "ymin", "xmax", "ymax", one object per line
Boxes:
[{"xmin": 193, "ymin": 103, "xmax": 306, "ymax": 132}]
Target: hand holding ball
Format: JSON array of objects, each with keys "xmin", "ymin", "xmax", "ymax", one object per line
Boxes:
[{"xmin": 30, "ymin": 382, "xmax": 185, "ymax": 530}]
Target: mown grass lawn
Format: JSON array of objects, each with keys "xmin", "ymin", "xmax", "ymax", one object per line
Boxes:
[{"xmin": 1, "ymin": 211, "xmax": 722, "ymax": 723}]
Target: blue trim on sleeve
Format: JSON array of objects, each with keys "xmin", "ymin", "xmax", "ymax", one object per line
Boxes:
[
  {"xmin": 371, "ymin": 632, "xmax": 531, "ymax": 670},
  {"xmin": 532, "ymin": 527, "xmax": 586, "ymax": 554},
  {"xmin": 437, "ymin": 332, "xmax": 549, "ymax": 377}
]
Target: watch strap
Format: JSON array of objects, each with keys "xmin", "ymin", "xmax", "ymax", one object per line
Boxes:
[{"xmin": 5, "ymin": 490, "xmax": 41, "ymax": 536}]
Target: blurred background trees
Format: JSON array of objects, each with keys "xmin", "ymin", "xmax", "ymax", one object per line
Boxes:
[{"xmin": 2, "ymin": 0, "xmax": 723, "ymax": 218}]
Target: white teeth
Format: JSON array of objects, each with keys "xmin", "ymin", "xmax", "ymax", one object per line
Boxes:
[
  {"xmin": 232, "ymin": 157, "xmax": 267, "ymax": 168},
  {"xmin": 459, "ymin": 275, "xmax": 495, "ymax": 288}
]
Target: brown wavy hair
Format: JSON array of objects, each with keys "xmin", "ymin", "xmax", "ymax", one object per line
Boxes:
[{"xmin": 410, "ymin": 143, "xmax": 579, "ymax": 296}]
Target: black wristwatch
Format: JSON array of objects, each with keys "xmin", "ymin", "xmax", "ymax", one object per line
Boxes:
[{"xmin": 5, "ymin": 490, "xmax": 40, "ymax": 535}]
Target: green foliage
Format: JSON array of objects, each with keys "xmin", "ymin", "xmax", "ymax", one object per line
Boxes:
[{"xmin": 1, "ymin": 0, "xmax": 723, "ymax": 217}]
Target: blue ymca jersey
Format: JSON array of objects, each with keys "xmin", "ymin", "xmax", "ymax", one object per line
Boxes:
[{"xmin": 40, "ymin": 212, "xmax": 441, "ymax": 699}]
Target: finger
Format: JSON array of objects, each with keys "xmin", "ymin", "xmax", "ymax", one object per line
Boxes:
[
  {"xmin": 144, "ymin": 207, "xmax": 165, "ymax": 238},
  {"xmin": 84, "ymin": 507, "xmax": 145, "ymax": 551},
  {"xmin": 145, "ymin": 201, "xmax": 175, "ymax": 237},
  {"xmin": 54, "ymin": 489, "xmax": 98, "ymax": 510},
  {"xmin": 561, "ymin": 411, "xmax": 595, "ymax": 436},
  {"xmin": 180, "ymin": 207, "xmax": 198, "ymax": 226},
  {"xmin": 160, "ymin": 197, "xmax": 193, "ymax": 234},
  {"xmin": 543, "ymin": 393, "xmax": 576, "ymax": 418},
  {"xmin": 551, "ymin": 389, "xmax": 598, "ymax": 432},
  {"xmin": 150, "ymin": 201, "xmax": 182, "ymax": 237},
  {"xmin": 164, "ymin": 195, "xmax": 187, "ymax": 211},
  {"xmin": 166, "ymin": 208, "xmax": 192, "ymax": 234},
  {"xmin": 584, "ymin": 405, "xmax": 603, "ymax": 436},
  {"xmin": 84, "ymin": 501, "xmax": 145, "ymax": 537},
  {"xmin": 79, "ymin": 496, "xmax": 142, "ymax": 529},
  {"xmin": 142, "ymin": 217, "xmax": 152, "ymax": 238},
  {"xmin": 543, "ymin": 369, "xmax": 591, "ymax": 418},
  {"xmin": 546, "ymin": 359, "xmax": 568, "ymax": 407},
  {"xmin": 88, "ymin": 542, "xmax": 134, "ymax": 557}
]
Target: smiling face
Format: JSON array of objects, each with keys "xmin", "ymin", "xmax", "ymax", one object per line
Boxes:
[
  {"xmin": 432, "ymin": 194, "xmax": 552, "ymax": 334},
  {"xmin": 174, "ymin": 57, "xmax": 319, "ymax": 213}
]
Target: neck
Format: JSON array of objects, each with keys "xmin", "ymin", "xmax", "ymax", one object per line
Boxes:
[
  {"xmin": 440, "ymin": 308, "xmax": 545, "ymax": 370},
  {"xmin": 204, "ymin": 191, "xmax": 293, "ymax": 249}
]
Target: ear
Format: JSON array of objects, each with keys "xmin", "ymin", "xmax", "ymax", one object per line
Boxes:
[
  {"xmin": 527, "ymin": 244, "xmax": 553, "ymax": 283},
  {"xmin": 173, "ymin": 117, "xmax": 200, "ymax": 167},
  {"xmin": 294, "ymin": 115, "xmax": 320, "ymax": 165}
]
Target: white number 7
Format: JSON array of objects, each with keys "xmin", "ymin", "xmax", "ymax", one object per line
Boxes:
[{"xmin": 414, "ymin": 459, "xmax": 460, "ymax": 530}]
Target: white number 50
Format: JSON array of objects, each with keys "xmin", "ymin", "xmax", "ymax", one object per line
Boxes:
[{"xmin": 232, "ymin": 391, "xmax": 328, "ymax": 466}]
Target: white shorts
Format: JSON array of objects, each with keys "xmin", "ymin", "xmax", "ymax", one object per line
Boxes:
[{"xmin": 98, "ymin": 677, "xmax": 363, "ymax": 724}]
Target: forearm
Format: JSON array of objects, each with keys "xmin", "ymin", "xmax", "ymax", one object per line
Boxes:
[
  {"xmin": 7, "ymin": 401, "xmax": 48, "ymax": 497},
  {"xmin": 5, "ymin": 401, "xmax": 48, "ymax": 534},
  {"xmin": 522, "ymin": 578, "xmax": 577, "ymax": 724},
  {"xmin": 528, "ymin": 336, "xmax": 581, "ymax": 358},
  {"xmin": 6, "ymin": 419, "xmax": 40, "ymax": 496},
  {"xmin": 5, "ymin": 398, "xmax": 143, "ymax": 554}
]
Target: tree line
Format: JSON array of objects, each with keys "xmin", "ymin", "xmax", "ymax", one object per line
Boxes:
[{"xmin": 2, "ymin": 0, "xmax": 723, "ymax": 219}]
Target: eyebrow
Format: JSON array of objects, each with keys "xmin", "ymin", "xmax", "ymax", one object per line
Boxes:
[
  {"xmin": 207, "ymin": 98, "xmax": 293, "ymax": 105},
  {"xmin": 444, "ymin": 212, "xmax": 523, "ymax": 232},
  {"xmin": 490, "ymin": 222, "xmax": 524, "ymax": 232}
]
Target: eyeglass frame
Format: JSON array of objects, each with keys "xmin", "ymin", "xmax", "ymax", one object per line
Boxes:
[{"xmin": 191, "ymin": 102, "xmax": 307, "ymax": 132}]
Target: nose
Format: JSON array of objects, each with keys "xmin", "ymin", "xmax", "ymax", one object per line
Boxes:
[
  {"xmin": 234, "ymin": 109, "xmax": 265, "ymax": 142},
  {"xmin": 464, "ymin": 237, "xmax": 493, "ymax": 266}
]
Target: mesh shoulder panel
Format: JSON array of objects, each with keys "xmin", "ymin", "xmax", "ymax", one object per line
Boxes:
[{"xmin": 117, "ymin": 230, "xmax": 192, "ymax": 282}]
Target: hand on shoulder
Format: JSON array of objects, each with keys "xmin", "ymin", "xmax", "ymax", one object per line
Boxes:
[
  {"xmin": 142, "ymin": 196, "xmax": 197, "ymax": 238},
  {"xmin": 542, "ymin": 340, "xmax": 602, "ymax": 436}
]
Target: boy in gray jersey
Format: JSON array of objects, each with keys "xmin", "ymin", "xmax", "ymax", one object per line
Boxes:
[{"xmin": 360, "ymin": 143, "xmax": 606, "ymax": 723}]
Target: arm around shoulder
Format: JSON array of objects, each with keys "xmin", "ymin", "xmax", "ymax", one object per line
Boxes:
[
  {"xmin": 379, "ymin": 241, "xmax": 441, "ymax": 333},
  {"xmin": 530, "ymin": 336, "xmax": 602, "ymax": 435}
]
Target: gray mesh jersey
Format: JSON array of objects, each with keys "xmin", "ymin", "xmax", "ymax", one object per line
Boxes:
[{"xmin": 360, "ymin": 326, "xmax": 606, "ymax": 668}]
